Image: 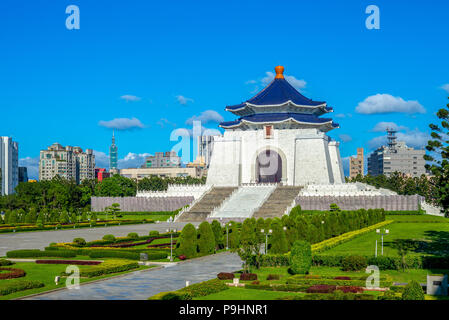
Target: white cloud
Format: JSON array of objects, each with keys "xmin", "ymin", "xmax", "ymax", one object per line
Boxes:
[
  {"xmin": 368, "ymin": 128, "xmax": 429, "ymax": 150},
  {"xmin": 185, "ymin": 110, "xmax": 224, "ymax": 125},
  {"xmin": 98, "ymin": 117, "xmax": 145, "ymax": 131},
  {"xmin": 335, "ymin": 113, "xmax": 353, "ymax": 119},
  {"xmin": 19, "ymin": 156, "xmax": 39, "ymax": 180},
  {"xmin": 371, "ymin": 121, "xmax": 408, "ymax": 132},
  {"xmin": 120, "ymin": 95, "xmax": 141, "ymax": 102},
  {"xmin": 356, "ymin": 94, "xmax": 426, "ymax": 114},
  {"xmin": 338, "ymin": 134, "xmax": 352, "ymax": 142},
  {"xmin": 93, "ymin": 150, "xmax": 152, "ymax": 169},
  {"xmin": 441, "ymin": 84, "xmax": 449, "ymax": 93},
  {"xmin": 176, "ymin": 95, "xmax": 194, "ymax": 105},
  {"xmin": 157, "ymin": 118, "xmax": 177, "ymax": 128},
  {"xmin": 247, "ymin": 71, "xmax": 307, "ymax": 93}
]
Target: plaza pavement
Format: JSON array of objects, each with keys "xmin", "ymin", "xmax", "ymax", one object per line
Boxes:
[
  {"xmin": 0, "ymin": 222, "xmax": 198, "ymax": 257},
  {"xmin": 23, "ymin": 252, "xmax": 242, "ymax": 300}
]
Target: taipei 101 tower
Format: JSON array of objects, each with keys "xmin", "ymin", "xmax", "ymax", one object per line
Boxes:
[{"xmin": 109, "ymin": 130, "xmax": 118, "ymax": 171}]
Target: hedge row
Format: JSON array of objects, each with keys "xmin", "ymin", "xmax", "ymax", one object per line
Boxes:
[
  {"xmin": 35, "ymin": 260, "xmax": 101, "ymax": 265},
  {"xmin": 6, "ymin": 249, "xmax": 77, "ymax": 258},
  {"xmin": 313, "ymin": 254, "xmax": 449, "ymax": 270},
  {"xmin": 286, "ymin": 274, "xmax": 393, "ymax": 287},
  {"xmin": 245, "ymin": 283, "xmax": 310, "ymax": 292},
  {"xmin": 311, "ymin": 220, "xmax": 394, "ymax": 253},
  {"xmin": 149, "ymin": 279, "xmax": 229, "ymax": 300},
  {"xmin": 0, "ymin": 267, "xmax": 26, "ymax": 280},
  {"xmin": 291, "ymin": 292, "xmax": 376, "ymax": 300},
  {"xmin": 65, "ymin": 259, "xmax": 139, "ymax": 278},
  {"xmin": 0, "ymin": 280, "xmax": 45, "ymax": 296}
]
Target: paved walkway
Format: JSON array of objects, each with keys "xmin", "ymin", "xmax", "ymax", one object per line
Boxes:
[
  {"xmin": 24, "ymin": 252, "xmax": 242, "ymax": 300},
  {"xmin": 0, "ymin": 222, "xmax": 198, "ymax": 256}
]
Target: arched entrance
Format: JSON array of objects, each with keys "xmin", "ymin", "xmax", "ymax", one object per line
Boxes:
[{"xmin": 256, "ymin": 149, "xmax": 282, "ymax": 183}]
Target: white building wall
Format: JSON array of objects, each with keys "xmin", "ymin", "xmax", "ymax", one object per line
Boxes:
[
  {"xmin": 206, "ymin": 135, "xmax": 241, "ymax": 186},
  {"xmin": 0, "ymin": 137, "xmax": 19, "ymax": 196},
  {"xmin": 328, "ymin": 141, "xmax": 345, "ymax": 184}
]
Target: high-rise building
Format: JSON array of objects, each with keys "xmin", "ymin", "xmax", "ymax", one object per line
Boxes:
[
  {"xmin": 197, "ymin": 135, "xmax": 218, "ymax": 168},
  {"xmin": 109, "ymin": 131, "xmax": 118, "ymax": 171},
  {"xmin": 39, "ymin": 143, "xmax": 95, "ymax": 183},
  {"xmin": 144, "ymin": 151, "xmax": 180, "ymax": 168},
  {"xmin": 0, "ymin": 137, "xmax": 19, "ymax": 195},
  {"xmin": 18, "ymin": 167, "xmax": 28, "ymax": 183},
  {"xmin": 349, "ymin": 148, "xmax": 364, "ymax": 178},
  {"xmin": 368, "ymin": 129, "xmax": 426, "ymax": 177},
  {"xmin": 95, "ymin": 168, "xmax": 110, "ymax": 182}
]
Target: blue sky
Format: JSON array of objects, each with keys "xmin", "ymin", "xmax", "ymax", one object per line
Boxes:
[{"xmin": 1, "ymin": 0, "xmax": 448, "ymax": 179}]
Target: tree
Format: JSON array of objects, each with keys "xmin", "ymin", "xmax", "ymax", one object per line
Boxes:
[
  {"xmin": 197, "ymin": 221, "xmax": 215, "ymax": 255},
  {"xmin": 175, "ymin": 223, "xmax": 197, "ymax": 258},
  {"xmin": 424, "ymin": 97, "xmax": 449, "ymax": 217},
  {"xmin": 104, "ymin": 203, "xmax": 121, "ymax": 220},
  {"xmin": 211, "ymin": 220, "xmax": 224, "ymax": 250},
  {"xmin": 402, "ymin": 280, "xmax": 425, "ymax": 300},
  {"xmin": 228, "ymin": 221, "xmax": 240, "ymax": 249},
  {"xmin": 233, "ymin": 218, "xmax": 258, "ymax": 272},
  {"xmin": 95, "ymin": 174, "xmax": 137, "ymax": 197},
  {"xmin": 8, "ymin": 210, "xmax": 17, "ymax": 224},
  {"xmin": 59, "ymin": 211, "xmax": 70, "ymax": 224},
  {"xmin": 289, "ymin": 240, "xmax": 312, "ymax": 275},
  {"xmin": 269, "ymin": 219, "xmax": 289, "ymax": 254},
  {"xmin": 391, "ymin": 239, "xmax": 418, "ymax": 271}
]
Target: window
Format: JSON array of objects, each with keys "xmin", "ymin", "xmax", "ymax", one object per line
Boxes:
[{"xmin": 264, "ymin": 125, "xmax": 273, "ymax": 139}]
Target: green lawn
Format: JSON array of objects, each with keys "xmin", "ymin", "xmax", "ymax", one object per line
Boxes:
[
  {"xmin": 194, "ymin": 287, "xmax": 306, "ymax": 300},
  {"xmin": 321, "ymin": 222, "xmax": 449, "ymax": 257},
  {"xmin": 97, "ymin": 214, "xmax": 173, "ymax": 221},
  {"xmin": 0, "ymin": 261, "xmax": 151, "ymax": 300},
  {"xmin": 386, "ymin": 215, "xmax": 449, "ymax": 223}
]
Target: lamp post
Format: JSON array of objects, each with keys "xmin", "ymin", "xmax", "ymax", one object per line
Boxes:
[
  {"xmin": 261, "ymin": 229, "xmax": 272, "ymax": 254},
  {"xmin": 220, "ymin": 218, "xmax": 230, "ymax": 250},
  {"xmin": 167, "ymin": 216, "xmax": 176, "ymax": 262},
  {"xmin": 375, "ymin": 228, "xmax": 389, "ymax": 257}
]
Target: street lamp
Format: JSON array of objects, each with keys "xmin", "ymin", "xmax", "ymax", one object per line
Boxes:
[
  {"xmin": 375, "ymin": 228, "xmax": 389, "ymax": 257},
  {"xmin": 167, "ymin": 216, "xmax": 176, "ymax": 262},
  {"xmin": 261, "ymin": 229, "xmax": 272, "ymax": 254},
  {"xmin": 220, "ymin": 218, "xmax": 231, "ymax": 250}
]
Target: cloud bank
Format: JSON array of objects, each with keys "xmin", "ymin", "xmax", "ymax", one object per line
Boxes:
[
  {"xmin": 356, "ymin": 94, "xmax": 425, "ymax": 114},
  {"xmin": 98, "ymin": 117, "xmax": 145, "ymax": 131}
]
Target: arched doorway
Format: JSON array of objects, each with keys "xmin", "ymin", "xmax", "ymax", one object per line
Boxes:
[{"xmin": 256, "ymin": 149, "xmax": 282, "ymax": 183}]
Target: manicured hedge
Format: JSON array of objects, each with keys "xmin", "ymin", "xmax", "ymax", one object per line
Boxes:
[
  {"xmin": 35, "ymin": 260, "xmax": 101, "ymax": 265},
  {"xmin": 149, "ymin": 279, "xmax": 228, "ymax": 300},
  {"xmin": 292, "ymin": 292, "xmax": 376, "ymax": 300},
  {"xmin": 0, "ymin": 267, "xmax": 26, "ymax": 279},
  {"xmin": 217, "ymin": 272, "xmax": 235, "ymax": 280},
  {"xmin": 239, "ymin": 273, "xmax": 257, "ymax": 281},
  {"xmin": 0, "ymin": 259, "xmax": 14, "ymax": 266},
  {"xmin": 67, "ymin": 259, "xmax": 139, "ymax": 278},
  {"xmin": 88, "ymin": 250, "xmax": 141, "ymax": 260},
  {"xmin": 245, "ymin": 283, "xmax": 310, "ymax": 292},
  {"xmin": 286, "ymin": 274, "xmax": 393, "ymax": 288},
  {"xmin": 0, "ymin": 280, "xmax": 45, "ymax": 296},
  {"xmin": 6, "ymin": 249, "xmax": 77, "ymax": 258}
]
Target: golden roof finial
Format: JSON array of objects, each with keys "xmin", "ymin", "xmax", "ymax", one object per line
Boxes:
[{"xmin": 275, "ymin": 65, "xmax": 284, "ymax": 79}]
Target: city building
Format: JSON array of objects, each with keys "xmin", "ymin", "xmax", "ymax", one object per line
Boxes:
[
  {"xmin": 18, "ymin": 166, "xmax": 28, "ymax": 183},
  {"xmin": 197, "ymin": 135, "xmax": 219, "ymax": 168},
  {"xmin": 368, "ymin": 129, "xmax": 426, "ymax": 177},
  {"xmin": 207, "ymin": 66, "xmax": 344, "ymax": 186},
  {"xmin": 109, "ymin": 131, "xmax": 118, "ymax": 171},
  {"xmin": 119, "ymin": 167, "xmax": 202, "ymax": 181},
  {"xmin": 0, "ymin": 136, "xmax": 19, "ymax": 195},
  {"xmin": 95, "ymin": 168, "xmax": 110, "ymax": 182},
  {"xmin": 349, "ymin": 148, "xmax": 364, "ymax": 178},
  {"xmin": 143, "ymin": 151, "xmax": 180, "ymax": 168},
  {"xmin": 39, "ymin": 143, "xmax": 95, "ymax": 183}
]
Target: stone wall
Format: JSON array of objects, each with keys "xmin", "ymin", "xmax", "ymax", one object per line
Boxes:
[
  {"xmin": 91, "ymin": 196, "xmax": 194, "ymax": 212},
  {"xmin": 295, "ymin": 194, "xmax": 420, "ymax": 211}
]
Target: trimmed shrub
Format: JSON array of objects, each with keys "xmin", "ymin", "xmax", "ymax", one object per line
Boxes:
[
  {"xmin": 149, "ymin": 291, "xmax": 192, "ymax": 300},
  {"xmin": 337, "ymin": 286, "xmax": 364, "ymax": 293},
  {"xmin": 269, "ymin": 220, "xmax": 289, "ymax": 254},
  {"xmin": 178, "ymin": 255, "xmax": 186, "ymax": 260},
  {"xmin": 402, "ymin": 280, "xmax": 425, "ymax": 300},
  {"xmin": 306, "ymin": 284, "xmax": 336, "ymax": 293},
  {"xmin": 102, "ymin": 234, "xmax": 116, "ymax": 242},
  {"xmin": 88, "ymin": 250, "xmax": 140, "ymax": 260},
  {"xmin": 197, "ymin": 221, "xmax": 215, "ymax": 256},
  {"xmin": 334, "ymin": 276, "xmax": 351, "ymax": 280},
  {"xmin": 341, "ymin": 255, "xmax": 367, "ymax": 271},
  {"xmin": 128, "ymin": 232, "xmax": 139, "ymax": 240},
  {"xmin": 181, "ymin": 279, "xmax": 228, "ymax": 298},
  {"xmin": 0, "ymin": 259, "xmax": 14, "ymax": 266},
  {"xmin": 73, "ymin": 238, "xmax": 86, "ymax": 246},
  {"xmin": 175, "ymin": 223, "xmax": 197, "ymax": 259},
  {"xmin": 239, "ymin": 273, "xmax": 257, "ymax": 281},
  {"xmin": 35, "ymin": 260, "xmax": 101, "ymax": 265},
  {"xmin": 69, "ymin": 259, "xmax": 139, "ymax": 278},
  {"xmin": 257, "ymin": 254, "xmax": 290, "ymax": 267},
  {"xmin": 289, "ymin": 240, "xmax": 312, "ymax": 275},
  {"xmin": 149, "ymin": 230, "xmax": 160, "ymax": 237},
  {"xmin": 378, "ymin": 290, "xmax": 402, "ymax": 300},
  {"xmin": 0, "ymin": 280, "xmax": 44, "ymax": 296},
  {"xmin": 217, "ymin": 272, "xmax": 235, "ymax": 280},
  {"xmin": 266, "ymin": 274, "xmax": 280, "ymax": 281},
  {"xmin": 6, "ymin": 249, "xmax": 77, "ymax": 258},
  {"xmin": 211, "ymin": 220, "xmax": 224, "ymax": 249}
]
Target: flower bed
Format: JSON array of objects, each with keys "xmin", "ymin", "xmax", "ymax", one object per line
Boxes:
[
  {"xmin": 0, "ymin": 267, "xmax": 26, "ymax": 280},
  {"xmin": 35, "ymin": 260, "xmax": 102, "ymax": 265}
]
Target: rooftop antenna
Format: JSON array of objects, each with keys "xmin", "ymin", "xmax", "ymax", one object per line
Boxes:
[{"xmin": 387, "ymin": 128, "xmax": 397, "ymax": 152}]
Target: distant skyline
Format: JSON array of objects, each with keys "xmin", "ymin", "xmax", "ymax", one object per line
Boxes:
[{"xmin": 1, "ymin": 0, "xmax": 448, "ymax": 179}]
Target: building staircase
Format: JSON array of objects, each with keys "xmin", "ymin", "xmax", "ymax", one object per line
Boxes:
[
  {"xmin": 176, "ymin": 187, "xmax": 237, "ymax": 222},
  {"xmin": 252, "ymin": 186, "xmax": 302, "ymax": 219}
]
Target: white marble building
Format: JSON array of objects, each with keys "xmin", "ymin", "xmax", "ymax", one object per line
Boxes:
[{"xmin": 206, "ymin": 66, "xmax": 344, "ymax": 187}]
